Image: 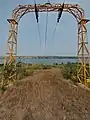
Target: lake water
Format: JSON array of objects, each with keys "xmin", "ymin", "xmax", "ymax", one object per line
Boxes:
[{"xmin": 0, "ymin": 58, "xmax": 77, "ymax": 64}]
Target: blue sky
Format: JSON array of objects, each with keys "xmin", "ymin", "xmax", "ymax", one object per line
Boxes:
[{"xmin": 0, "ymin": 0, "xmax": 90, "ymax": 56}]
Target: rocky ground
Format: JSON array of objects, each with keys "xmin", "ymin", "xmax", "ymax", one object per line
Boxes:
[{"xmin": 0, "ymin": 68, "xmax": 90, "ymax": 120}]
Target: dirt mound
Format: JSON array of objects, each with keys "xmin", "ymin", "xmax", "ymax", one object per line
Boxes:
[{"xmin": 0, "ymin": 68, "xmax": 90, "ymax": 120}]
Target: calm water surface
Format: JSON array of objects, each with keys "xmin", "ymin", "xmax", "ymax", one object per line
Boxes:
[{"xmin": 0, "ymin": 58, "xmax": 77, "ymax": 64}]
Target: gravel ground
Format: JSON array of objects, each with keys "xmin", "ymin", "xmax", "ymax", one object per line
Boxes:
[{"xmin": 0, "ymin": 68, "xmax": 90, "ymax": 120}]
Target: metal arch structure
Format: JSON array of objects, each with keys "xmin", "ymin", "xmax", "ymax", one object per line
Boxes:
[{"xmin": 4, "ymin": 3, "xmax": 90, "ymax": 85}]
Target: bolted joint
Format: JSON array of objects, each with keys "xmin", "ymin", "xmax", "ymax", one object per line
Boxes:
[
  {"xmin": 78, "ymin": 19, "xmax": 90, "ymax": 25},
  {"xmin": 7, "ymin": 19, "xmax": 18, "ymax": 25}
]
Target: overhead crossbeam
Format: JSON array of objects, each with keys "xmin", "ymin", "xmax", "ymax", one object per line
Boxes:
[
  {"xmin": 12, "ymin": 4, "xmax": 83, "ymax": 22},
  {"xmin": 4, "ymin": 3, "xmax": 90, "ymax": 86}
]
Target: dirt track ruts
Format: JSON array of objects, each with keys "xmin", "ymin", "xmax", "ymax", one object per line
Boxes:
[{"xmin": 0, "ymin": 68, "xmax": 90, "ymax": 120}]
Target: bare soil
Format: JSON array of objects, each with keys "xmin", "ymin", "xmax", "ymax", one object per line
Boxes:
[{"xmin": 0, "ymin": 68, "xmax": 90, "ymax": 120}]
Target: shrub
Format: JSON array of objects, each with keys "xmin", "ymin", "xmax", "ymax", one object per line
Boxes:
[
  {"xmin": 41, "ymin": 64, "xmax": 52, "ymax": 69},
  {"xmin": 61, "ymin": 63, "xmax": 77, "ymax": 83},
  {"xmin": 24, "ymin": 69, "xmax": 34, "ymax": 76}
]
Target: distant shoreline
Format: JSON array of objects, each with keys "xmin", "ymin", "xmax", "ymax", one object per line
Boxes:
[{"xmin": 0, "ymin": 56, "xmax": 78, "ymax": 59}]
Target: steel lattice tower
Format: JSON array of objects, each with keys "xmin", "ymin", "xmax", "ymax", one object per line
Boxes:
[{"xmin": 4, "ymin": 3, "xmax": 90, "ymax": 85}]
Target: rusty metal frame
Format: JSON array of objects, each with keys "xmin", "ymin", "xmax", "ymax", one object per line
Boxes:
[{"xmin": 4, "ymin": 3, "xmax": 90, "ymax": 85}]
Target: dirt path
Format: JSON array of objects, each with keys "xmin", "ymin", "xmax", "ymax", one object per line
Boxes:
[{"xmin": 0, "ymin": 68, "xmax": 90, "ymax": 120}]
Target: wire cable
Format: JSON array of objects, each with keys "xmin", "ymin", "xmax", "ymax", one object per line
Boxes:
[
  {"xmin": 52, "ymin": 22, "xmax": 58, "ymax": 41},
  {"xmin": 37, "ymin": 23, "xmax": 42, "ymax": 46},
  {"xmin": 57, "ymin": 0, "xmax": 65, "ymax": 23},
  {"xmin": 44, "ymin": 0, "xmax": 52, "ymax": 49},
  {"xmin": 33, "ymin": 0, "xmax": 42, "ymax": 47},
  {"xmin": 45, "ymin": 9, "xmax": 48, "ymax": 49},
  {"xmin": 52, "ymin": 0, "xmax": 65, "ymax": 41}
]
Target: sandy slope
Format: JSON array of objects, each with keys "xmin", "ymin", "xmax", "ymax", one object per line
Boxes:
[{"xmin": 0, "ymin": 68, "xmax": 90, "ymax": 120}]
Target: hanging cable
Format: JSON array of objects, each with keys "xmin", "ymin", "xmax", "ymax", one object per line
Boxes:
[
  {"xmin": 37, "ymin": 23, "xmax": 41, "ymax": 46},
  {"xmin": 35, "ymin": 3, "xmax": 39, "ymax": 23},
  {"xmin": 44, "ymin": 0, "xmax": 52, "ymax": 48},
  {"xmin": 45, "ymin": 9, "xmax": 48, "ymax": 48},
  {"xmin": 52, "ymin": 0, "xmax": 65, "ymax": 41},
  {"xmin": 33, "ymin": 0, "xmax": 42, "ymax": 46},
  {"xmin": 57, "ymin": 0, "xmax": 65, "ymax": 23},
  {"xmin": 52, "ymin": 22, "xmax": 58, "ymax": 41}
]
